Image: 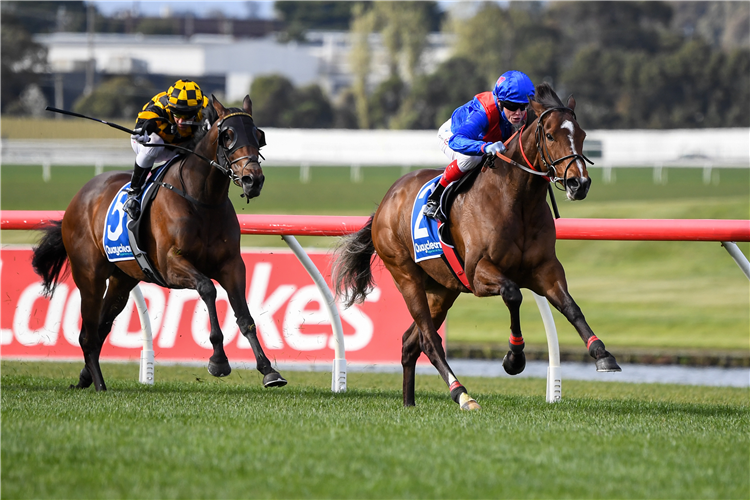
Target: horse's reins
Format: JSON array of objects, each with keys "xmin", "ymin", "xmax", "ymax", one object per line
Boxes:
[
  {"xmin": 492, "ymin": 107, "xmax": 594, "ymax": 190},
  {"xmin": 142, "ymin": 111, "xmax": 263, "ymax": 195}
]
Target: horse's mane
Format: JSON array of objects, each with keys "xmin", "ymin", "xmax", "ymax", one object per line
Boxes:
[
  {"xmin": 187, "ymin": 99, "xmax": 220, "ymax": 150},
  {"xmin": 533, "ymin": 82, "xmax": 565, "ymax": 109}
]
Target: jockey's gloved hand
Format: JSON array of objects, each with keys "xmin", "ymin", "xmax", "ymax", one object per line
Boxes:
[
  {"xmin": 485, "ymin": 142, "xmax": 506, "ymax": 156},
  {"xmin": 131, "ymin": 128, "xmax": 150, "ymax": 144}
]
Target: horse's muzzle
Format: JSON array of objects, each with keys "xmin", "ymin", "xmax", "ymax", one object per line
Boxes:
[
  {"xmin": 242, "ymin": 172, "xmax": 265, "ymax": 201},
  {"xmin": 565, "ymin": 176, "xmax": 591, "ymax": 201}
]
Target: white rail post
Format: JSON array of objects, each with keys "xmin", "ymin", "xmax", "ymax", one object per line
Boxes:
[
  {"xmin": 131, "ymin": 286, "xmax": 154, "ymax": 385},
  {"xmin": 281, "ymin": 235, "xmax": 347, "ymax": 392},
  {"xmin": 532, "ymin": 292, "xmax": 561, "ymax": 403},
  {"xmin": 722, "ymin": 242, "xmax": 750, "ymax": 280}
]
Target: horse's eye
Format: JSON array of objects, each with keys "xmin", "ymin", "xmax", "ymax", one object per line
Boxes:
[{"xmin": 546, "ymin": 133, "xmax": 554, "ymax": 141}]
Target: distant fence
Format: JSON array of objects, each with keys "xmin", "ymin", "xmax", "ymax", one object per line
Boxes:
[{"xmin": 2, "ymin": 128, "xmax": 748, "ymax": 183}]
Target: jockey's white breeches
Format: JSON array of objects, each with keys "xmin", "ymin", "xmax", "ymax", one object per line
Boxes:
[
  {"xmin": 131, "ymin": 134, "xmax": 177, "ymax": 170},
  {"xmin": 437, "ymin": 119, "xmax": 483, "ymax": 173}
]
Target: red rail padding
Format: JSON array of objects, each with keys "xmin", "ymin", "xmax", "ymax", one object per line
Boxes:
[
  {"xmin": 1, "ymin": 211, "xmax": 749, "ymax": 241},
  {"xmin": 554, "ymin": 218, "xmax": 750, "ymax": 242},
  {"xmin": 237, "ymin": 214, "xmax": 371, "ymax": 236}
]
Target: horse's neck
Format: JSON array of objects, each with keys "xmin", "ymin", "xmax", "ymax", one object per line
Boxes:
[
  {"xmin": 487, "ymin": 123, "xmax": 548, "ymax": 203},
  {"xmin": 177, "ymin": 136, "xmax": 230, "ymax": 204}
]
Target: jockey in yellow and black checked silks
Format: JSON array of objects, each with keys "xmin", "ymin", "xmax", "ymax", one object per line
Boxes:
[{"xmin": 134, "ymin": 79, "xmax": 209, "ymax": 145}]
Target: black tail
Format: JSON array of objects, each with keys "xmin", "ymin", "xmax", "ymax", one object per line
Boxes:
[
  {"xmin": 31, "ymin": 220, "xmax": 69, "ymax": 297},
  {"xmin": 332, "ymin": 216, "xmax": 376, "ymax": 308}
]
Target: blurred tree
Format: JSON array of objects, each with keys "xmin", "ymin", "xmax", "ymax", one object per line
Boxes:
[
  {"xmin": 449, "ymin": 3, "xmax": 561, "ymax": 89},
  {"xmin": 0, "ymin": 1, "xmax": 88, "ymax": 34},
  {"xmin": 333, "ymin": 89, "xmax": 359, "ymax": 129},
  {"xmin": 391, "ymin": 56, "xmax": 487, "ymax": 130},
  {"xmin": 250, "ymin": 75, "xmax": 334, "ymax": 128},
  {"xmin": 1, "ymin": 14, "xmax": 48, "ymax": 115},
  {"xmin": 349, "ymin": 3, "xmax": 376, "ymax": 129},
  {"xmin": 288, "ymin": 84, "xmax": 334, "ymax": 128},
  {"xmin": 250, "ymin": 74, "xmax": 295, "ymax": 127},
  {"xmin": 134, "ymin": 18, "xmax": 181, "ymax": 36},
  {"xmin": 274, "ymin": 0, "xmax": 443, "ymax": 40},
  {"xmin": 275, "ymin": 1, "xmax": 365, "ymax": 41},
  {"xmin": 368, "ymin": 75, "xmax": 406, "ymax": 129},
  {"xmin": 548, "ymin": 1, "xmax": 673, "ymax": 57},
  {"xmin": 71, "ymin": 76, "xmax": 157, "ymax": 120}
]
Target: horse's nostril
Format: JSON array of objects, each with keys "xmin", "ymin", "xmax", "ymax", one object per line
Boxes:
[
  {"xmin": 242, "ymin": 175, "xmax": 254, "ymax": 187},
  {"xmin": 566, "ymin": 178, "xmax": 580, "ymax": 191}
]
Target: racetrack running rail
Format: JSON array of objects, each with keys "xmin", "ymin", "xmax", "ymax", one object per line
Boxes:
[{"xmin": 3, "ymin": 211, "xmax": 749, "ymax": 401}]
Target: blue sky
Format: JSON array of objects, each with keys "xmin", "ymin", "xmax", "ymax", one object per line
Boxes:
[
  {"xmin": 90, "ymin": 1, "xmax": 469, "ymax": 20},
  {"xmin": 90, "ymin": 1, "xmax": 277, "ymax": 19}
]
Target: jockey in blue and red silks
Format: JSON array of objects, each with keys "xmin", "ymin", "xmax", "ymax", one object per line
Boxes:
[{"xmin": 423, "ymin": 70, "xmax": 536, "ymax": 221}]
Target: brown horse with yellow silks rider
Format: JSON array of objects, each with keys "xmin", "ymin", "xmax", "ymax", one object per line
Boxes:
[{"xmin": 31, "ymin": 96, "xmax": 287, "ymax": 391}]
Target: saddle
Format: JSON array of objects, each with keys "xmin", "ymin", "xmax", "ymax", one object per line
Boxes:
[
  {"xmin": 126, "ymin": 156, "xmax": 183, "ymax": 288},
  {"xmin": 434, "ymin": 157, "xmax": 490, "ymax": 291}
]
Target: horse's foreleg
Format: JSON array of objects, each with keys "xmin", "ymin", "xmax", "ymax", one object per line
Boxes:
[
  {"xmin": 473, "ymin": 262, "xmax": 527, "ymax": 375},
  {"xmin": 193, "ymin": 278, "xmax": 232, "ymax": 377},
  {"xmin": 535, "ymin": 263, "xmax": 621, "ymax": 372},
  {"xmin": 220, "ymin": 267, "xmax": 287, "ymax": 388}
]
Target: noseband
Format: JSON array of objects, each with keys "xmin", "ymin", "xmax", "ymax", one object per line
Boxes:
[
  {"xmin": 534, "ymin": 107, "xmax": 594, "ymax": 191},
  {"xmin": 215, "ymin": 111, "xmax": 263, "ymax": 187}
]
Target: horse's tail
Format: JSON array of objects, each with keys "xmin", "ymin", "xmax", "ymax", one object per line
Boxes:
[
  {"xmin": 31, "ymin": 220, "xmax": 69, "ymax": 297},
  {"xmin": 332, "ymin": 216, "xmax": 376, "ymax": 308}
]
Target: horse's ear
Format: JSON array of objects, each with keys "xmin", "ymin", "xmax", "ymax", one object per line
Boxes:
[
  {"xmin": 243, "ymin": 95, "xmax": 253, "ymax": 116},
  {"xmin": 212, "ymin": 93, "xmax": 227, "ymax": 116},
  {"xmin": 567, "ymin": 94, "xmax": 576, "ymax": 111},
  {"xmin": 529, "ymin": 93, "xmax": 545, "ymax": 117}
]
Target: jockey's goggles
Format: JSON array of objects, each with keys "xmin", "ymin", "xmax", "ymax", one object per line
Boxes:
[
  {"xmin": 172, "ymin": 111, "xmax": 197, "ymax": 120},
  {"xmin": 501, "ymin": 101, "xmax": 528, "ymax": 112}
]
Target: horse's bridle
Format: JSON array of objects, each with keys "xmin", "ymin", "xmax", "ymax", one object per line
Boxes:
[
  {"xmin": 533, "ymin": 107, "xmax": 594, "ymax": 191},
  {"xmin": 495, "ymin": 107, "xmax": 594, "ymax": 191},
  {"xmin": 215, "ymin": 111, "xmax": 264, "ymax": 188},
  {"xmin": 141, "ymin": 111, "xmax": 264, "ymax": 187}
]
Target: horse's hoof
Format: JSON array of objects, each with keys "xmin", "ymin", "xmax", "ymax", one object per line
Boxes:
[
  {"xmin": 263, "ymin": 372, "xmax": 287, "ymax": 388},
  {"xmin": 459, "ymin": 393, "xmax": 481, "ymax": 411},
  {"xmin": 207, "ymin": 358, "xmax": 232, "ymax": 377},
  {"xmin": 70, "ymin": 367, "xmax": 93, "ymax": 389},
  {"xmin": 596, "ymin": 354, "xmax": 622, "ymax": 372},
  {"xmin": 502, "ymin": 351, "xmax": 526, "ymax": 375}
]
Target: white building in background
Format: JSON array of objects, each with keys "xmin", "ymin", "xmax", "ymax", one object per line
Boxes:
[{"xmin": 34, "ymin": 31, "xmax": 455, "ymax": 102}]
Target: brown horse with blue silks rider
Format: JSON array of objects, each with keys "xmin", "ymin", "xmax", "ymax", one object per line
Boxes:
[
  {"xmin": 333, "ymin": 83, "xmax": 620, "ymax": 410},
  {"xmin": 31, "ymin": 95, "xmax": 287, "ymax": 391}
]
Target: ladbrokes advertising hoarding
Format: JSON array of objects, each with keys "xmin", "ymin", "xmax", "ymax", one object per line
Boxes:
[{"xmin": 1, "ymin": 248, "xmax": 437, "ymax": 365}]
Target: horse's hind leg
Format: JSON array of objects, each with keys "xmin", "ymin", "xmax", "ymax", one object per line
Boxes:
[
  {"xmin": 401, "ymin": 322, "xmax": 420, "ymax": 407},
  {"xmin": 73, "ymin": 271, "xmax": 140, "ymax": 388},
  {"xmin": 68, "ymin": 259, "xmax": 111, "ymax": 391},
  {"xmin": 401, "ymin": 287, "xmax": 462, "ymax": 407},
  {"xmin": 387, "ymin": 263, "xmax": 479, "ymax": 410}
]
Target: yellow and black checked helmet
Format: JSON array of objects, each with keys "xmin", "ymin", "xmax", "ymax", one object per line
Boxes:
[{"xmin": 166, "ymin": 79, "xmax": 204, "ymax": 115}]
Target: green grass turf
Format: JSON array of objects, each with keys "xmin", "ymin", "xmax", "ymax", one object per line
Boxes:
[
  {"xmin": 2, "ymin": 361, "xmax": 748, "ymax": 499},
  {"xmin": 1, "ymin": 165, "xmax": 748, "ymax": 351}
]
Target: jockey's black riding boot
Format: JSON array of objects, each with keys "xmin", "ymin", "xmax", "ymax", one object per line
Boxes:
[
  {"xmin": 123, "ymin": 163, "xmax": 149, "ymax": 220},
  {"xmin": 423, "ymin": 183, "xmax": 446, "ymax": 221}
]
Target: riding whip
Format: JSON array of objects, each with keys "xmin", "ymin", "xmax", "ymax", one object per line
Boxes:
[{"xmin": 45, "ymin": 106, "xmax": 136, "ymax": 134}]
